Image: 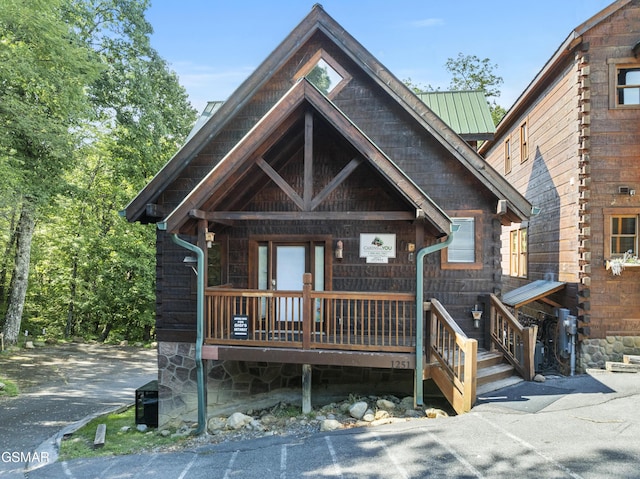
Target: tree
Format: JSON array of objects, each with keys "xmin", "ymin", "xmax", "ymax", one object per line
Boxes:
[
  {"xmin": 445, "ymin": 53, "xmax": 505, "ymax": 125},
  {"xmin": 404, "ymin": 53, "xmax": 507, "ymax": 125},
  {"xmin": 0, "ymin": 0, "xmax": 101, "ymax": 344},
  {"xmin": 21, "ymin": 0, "xmax": 196, "ymax": 343}
]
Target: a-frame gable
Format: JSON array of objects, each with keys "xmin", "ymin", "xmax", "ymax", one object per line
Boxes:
[
  {"xmin": 159, "ymin": 79, "xmax": 451, "ymax": 235},
  {"xmin": 125, "ymin": 4, "xmax": 530, "ymax": 225}
]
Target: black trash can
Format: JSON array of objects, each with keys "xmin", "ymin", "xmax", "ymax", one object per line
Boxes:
[{"xmin": 135, "ymin": 380, "xmax": 158, "ymax": 428}]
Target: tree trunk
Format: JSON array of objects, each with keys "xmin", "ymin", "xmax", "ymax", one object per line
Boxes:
[
  {"xmin": 2, "ymin": 202, "xmax": 36, "ymax": 345},
  {"xmin": 98, "ymin": 322, "xmax": 113, "ymax": 343},
  {"xmin": 0, "ymin": 205, "xmax": 18, "ymax": 314},
  {"xmin": 65, "ymin": 257, "xmax": 78, "ymax": 338}
]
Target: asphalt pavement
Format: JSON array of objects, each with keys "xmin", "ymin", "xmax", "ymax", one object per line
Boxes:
[
  {"xmin": 1, "ymin": 344, "xmax": 639, "ymax": 478},
  {"xmin": 0, "ymin": 343, "xmax": 156, "ymax": 478}
]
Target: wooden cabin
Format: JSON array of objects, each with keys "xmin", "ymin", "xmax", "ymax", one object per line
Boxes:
[
  {"xmin": 480, "ymin": 0, "xmax": 640, "ymax": 373},
  {"xmin": 125, "ymin": 5, "xmax": 532, "ymax": 427}
]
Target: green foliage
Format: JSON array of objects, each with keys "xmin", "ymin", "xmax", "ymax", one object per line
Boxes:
[
  {"xmin": 1, "ymin": 0, "xmax": 196, "ymax": 343},
  {"xmin": 445, "ymin": 53, "xmax": 505, "ymax": 125},
  {"xmin": 0, "ymin": 377, "xmax": 19, "ymax": 398},
  {"xmin": 58, "ymin": 406, "xmax": 186, "ymax": 460},
  {"xmin": 0, "ymin": 0, "xmax": 102, "ymax": 204},
  {"xmin": 405, "ymin": 53, "xmax": 507, "ymax": 125}
]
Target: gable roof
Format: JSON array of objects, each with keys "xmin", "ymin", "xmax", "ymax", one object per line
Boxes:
[
  {"xmin": 479, "ymin": 0, "xmax": 632, "ymax": 155},
  {"xmin": 124, "ymin": 4, "xmax": 531, "ymax": 225},
  {"xmin": 417, "ymin": 91, "xmax": 495, "ymax": 141},
  {"xmin": 160, "ymin": 79, "xmax": 452, "ymax": 234}
]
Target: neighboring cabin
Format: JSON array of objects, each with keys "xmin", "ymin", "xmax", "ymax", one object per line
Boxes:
[
  {"xmin": 480, "ymin": 0, "xmax": 640, "ymax": 372},
  {"xmin": 125, "ymin": 5, "xmax": 529, "ymax": 426}
]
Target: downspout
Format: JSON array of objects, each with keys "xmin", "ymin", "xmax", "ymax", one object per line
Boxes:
[
  {"xmin": 170, "ymin": 233, "xmax": 207, "ymax": 435},
  {"xmin": 414, "ymin": 224, "xmax": 459, "ymax": 408}
]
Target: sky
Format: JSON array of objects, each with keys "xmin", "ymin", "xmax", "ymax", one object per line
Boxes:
[{"xmin": 146, "ymin": 0, "xmax": 616, "ymax": 114}]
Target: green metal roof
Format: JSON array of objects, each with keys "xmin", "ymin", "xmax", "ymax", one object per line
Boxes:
[{"xmin": 417, "ymin": 90, "xmax": 495, "ymax": 140}]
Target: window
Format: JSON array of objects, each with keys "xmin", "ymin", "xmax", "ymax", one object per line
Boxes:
[
  {"xmin": 442, "ymin": 211, "xmax": 483, "ymax": 270},
  {"xmin": 608, "ymin": 59, "xmax": 640, "ymax": 108},
  {"xmin": 617, "ymin": 67, "xmax": 640, "ymax": 105},
  {"xmin": 611, "ymin": 216, "xmax": 637, "ymax": 256},
  {"xmin": 294, "ymin": 49, "xmax": 351, "ymax": 99},
  {"xmin": 504, "ymin": 138, "xmax": 511, "ymax": 174},
  {"xmin": 604, "ymin": 209, "xmax": 639, "ymax": 259},
  {"xmin": 510, "ymin": 228, "xmax": 528, "ymax": 278},
  {"xmin": 520, "ymin": 121, "xmax": 528, "ymax": 163}
]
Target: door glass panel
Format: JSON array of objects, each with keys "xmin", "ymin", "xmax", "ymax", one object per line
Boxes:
[{"xmin": 276, "ymin": 246, "xmax": 306, "ymax": 322}]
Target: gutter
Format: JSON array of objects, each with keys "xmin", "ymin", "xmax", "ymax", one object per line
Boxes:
[
  {"xmin": 414, "ymin": 224, "xmax": 459, "ymax": 408},
  {"xmin": 170, "ymin": 233, "xmax": 207, "ymax": 435}
]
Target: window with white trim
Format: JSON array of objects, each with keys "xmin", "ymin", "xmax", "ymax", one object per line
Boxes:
[{"xmin": 441, "ymin": 211, "xmax": 483, "ymax": 270}]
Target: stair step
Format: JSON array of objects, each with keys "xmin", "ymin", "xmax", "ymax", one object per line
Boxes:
[
  {"xmin": 476, "ymin": 375, "xmax": 524, "ymax": 396},
  {"xmin": 477, "ymin": 350, "xmax": 505, "ymax": 369},
  {"xmin": 606, "ymin": 361, "xmax": 640, "ymax": 373},
  {"xmin": 477, "ymin": 362, "xmax": 515, "ymax": 386},
  {"xmin": 624, "ymin": 355, "xmax": 640, "ymax": 365}
]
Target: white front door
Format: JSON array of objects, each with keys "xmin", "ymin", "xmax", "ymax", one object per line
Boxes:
[{"xmin": 275, "ymin": 245, "xmax": 306, "ymax": 322}]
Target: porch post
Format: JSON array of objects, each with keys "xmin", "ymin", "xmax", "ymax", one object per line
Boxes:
[
  {"xmin": 302, "ymin": 273, "xmax": 312, "ymax": 349},
  {"xmin": 302, "ymin": 364, "xmax": 312, "ymax": 414}
]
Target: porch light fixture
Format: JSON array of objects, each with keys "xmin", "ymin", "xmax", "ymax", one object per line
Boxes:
[
  {"xmin": 183, "ymin": 255, "xmax": 198, "ymax": 275},
  {"xmin": 335, "ymin": 240, "xmax": 344, "ymax": 260},
  {"xmin": 471, "ymin": 305, "xmax": 483, "ymax": 329}
]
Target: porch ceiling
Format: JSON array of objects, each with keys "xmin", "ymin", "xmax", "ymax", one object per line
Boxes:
[{"xmin": 159, "ymin": 79, "xmax": 451, "ymax": 235}]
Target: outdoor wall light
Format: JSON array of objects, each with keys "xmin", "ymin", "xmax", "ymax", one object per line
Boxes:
[
  {"xmin": 335, "ymin": 240, "xmax": 344, "ymax": 260},
  {"xmin": 183, "ymin": 256, "xmax": 198, "ymax": 275},
  {"xmin": 471, "ymin": 305, "xmax": 483, "ymax": 329}
]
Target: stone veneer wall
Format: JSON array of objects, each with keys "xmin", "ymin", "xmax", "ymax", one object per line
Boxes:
[
  {"xmin": 158, "ymin": 341, "xmax": 413, "ymax": 427},
  {"xmin": 578, "ymin": 336, "xmax": 640, "ymax": 371}
]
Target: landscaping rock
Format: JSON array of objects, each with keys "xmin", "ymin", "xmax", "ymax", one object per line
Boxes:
[
  {"xmin": 362, "ymin": 409, "xmax": 375, "ymax": 422},
  {"xmin": 320, "ymin": 419, "xmax": 342, "ymax": 431},
  {"xmin": 25, "ymin": 341, "xmax": 34, "ymax": 349},
  {"xmin": 425, "ymin": 408, "xmax": 448, "ymax": 419},
  {"xmin": 207, "ymin": 417, "xmax": 226, "ymax": 432},
  {"xmin": 226, "ymin": 412, "xmax": 253, "ymax": 430},
  {"xmin": 0, "ymin": 382, "xmax": 5, "ymax": 391},
  {"xmin": 348, "ymin": 401, "xmax": 368, "ymax": 420},
  {"xmin": 376, "ymin": 399, "xmax": 396, "ymax": 410},
  {"xmin": 136, "ymin": 424, "xmax": 148, "ymax": 432},
  {"xmin": 534, "ymin": 374, "xmax": 546, "ymax": 382}
]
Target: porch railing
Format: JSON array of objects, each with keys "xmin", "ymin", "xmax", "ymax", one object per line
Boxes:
[
  {"xmin": 488, "ymin": 293, "xmax": 537, "ymax": 381},
  {"xmin": 205, "ymin": 273, "xmax": 416, "ymax": 352},
  {"xmin": 426, "ymin": 298, "xmax": 477, "ymax": 414}
]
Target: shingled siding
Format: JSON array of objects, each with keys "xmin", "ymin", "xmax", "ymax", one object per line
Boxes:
[{"xmin": 153, "ymin": 31, "xmax": 503, "ymax": 344}]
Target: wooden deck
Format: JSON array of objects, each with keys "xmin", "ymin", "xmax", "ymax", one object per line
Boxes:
[
  {"xmin": 205, "ymin": 274, "xmax": 416, "ymax": 353},
  {"xmin": 203, "ymin": 276, "xmax": 536, "ymax": 415}
]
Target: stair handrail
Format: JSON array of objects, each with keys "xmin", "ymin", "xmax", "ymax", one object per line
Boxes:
[
  {"xmin": 488, "ymin": 294, "xmax": 537, "ymax": 381},
  {"xmin": 426, "ymin": 299, "xmax": 477, "ymax": 414}
]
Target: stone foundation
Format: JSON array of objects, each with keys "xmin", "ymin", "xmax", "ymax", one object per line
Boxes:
[
  {"xmin": 158, "ymin": 341, "xmax": 413, "ymax": 427},
  {"xmin": 578, "ymin": 336, "xmax": 640, "ymax": 371}
]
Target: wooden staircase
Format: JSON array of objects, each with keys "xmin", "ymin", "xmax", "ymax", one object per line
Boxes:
[{"xmin": 476, "ymin": 350, "xmax": 523, "ymax": 396}]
